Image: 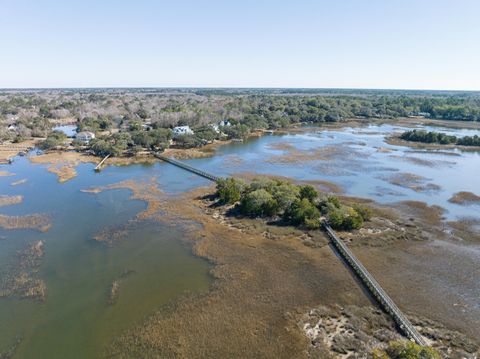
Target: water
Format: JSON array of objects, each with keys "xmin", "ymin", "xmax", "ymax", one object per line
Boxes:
[
  {"xmin": 0, "ymin": 157, "xmax": 211, "ymax": 358},
  {"xmin": 1, "ymin": 122, "xmax": 479, "ymax": 357},
  {"xmin": 185, "ymin": 123, "xmax": 480, "ymax": 221},
  {"xmin": 53, "ymin": 125, "xmax": 78, "ymax": 138}
]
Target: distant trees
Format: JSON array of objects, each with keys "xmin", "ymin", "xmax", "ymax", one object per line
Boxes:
[
  {"xmin": 400, "ymin": 130, "xmax": 480, "ymax": 146},
  {"xmin": 78, "ymin": 116, "xmax": 112, "ymax": 132},
  {"xmin": 1, "ymin": 89, "xmax": 479, "ymax": 152},
  {"xmin": 90, "ymin": 133, "xmax": 132, "ymax": 157},
  {"xmin": 174, "ymin": 134, "xmax": 204, "ymax": 148},
  {"xmin": 130, "ymin": 128, "xmax": 171, "ymax": 150},
  {"xmin": 214, "ymin": 177, "xmax": 372, "ymax": 231},
  {"xmin": 193, "ymin": 125, "xmax": 220, "ymax": 143},
  {"xmin": 223, "ymin": 124, "xmax": 250, "ymax": 140},
  {"xmin": 39, "ymin": 131, "xmax": 67, "ymax": 150}
]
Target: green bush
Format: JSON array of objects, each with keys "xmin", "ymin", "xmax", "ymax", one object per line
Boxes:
[
  {"xmin": 353, "ymin": 204, "xmax": 373, "ymax": 221},
  {"xmin": 299, "ymin": 185, "xmax": 318, "ymax": 202},
  {"xmin": 240, "ymin": 189, "xmax": 278, "ymax": 217},
  {"xmin": 271, "ymin": 183, "xmax": 300, "ymax": 212},
  {"xmin": 39, "ymin": 131, "xmax": 67, "ymax": 150},
  {"xmin": 175, "ymin": 134, "xmax": 204, "ymax": 148},
  {"xmin": 216, "ymin": 178, "xmax": 246, "ymax": 205},
  {"xmin": 373, "ymin": 340, "xmax": 441, "ymax": 359},
  {"xmin": 283, "ymin": 198, "xmax": 320, "ymax": 227},
  {"xmin": 90, "ymin": 133, "xmax": 132, "ymax": 157},
  {"xmin": 319, "ymin": 196, "xmax": 367, "ymax": 230}
]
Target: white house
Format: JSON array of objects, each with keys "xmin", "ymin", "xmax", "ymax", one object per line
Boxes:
[
  {"xmin": 219, "ymin": 120, "xmax": 231, "ymax": 127},
  {"xmin": 76, "ymin": 131, "xmax": 96, "ymax": 144},
  {"xmin": 172, "ymin": 126, "xmax": 194, "ymax": 138},
  {"xmin": 209, "ymin": 124, "xmax": 220, "ymax": 133}
]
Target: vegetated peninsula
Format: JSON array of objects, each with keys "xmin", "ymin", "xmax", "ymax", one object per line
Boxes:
[{"xmin": 1, "ymin": 88, "xmax": 480, "ymax": 165}]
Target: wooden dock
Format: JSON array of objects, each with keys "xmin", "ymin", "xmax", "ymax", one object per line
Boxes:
[{"xmin": 94, "ymin": 154, "xmax": 110, "ymax": 172}]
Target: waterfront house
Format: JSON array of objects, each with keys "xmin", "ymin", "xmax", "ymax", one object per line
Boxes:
[
  {"xmin": 76, "ymin": 131, "xmax": 96, "ymax": 144},
  {"xmin": 219, "ymin": 120, "xmax": 231, "ymax": 127},
  {"xmin": 172, "ymin": 126, "xmax": 193, "ymax": 138}
]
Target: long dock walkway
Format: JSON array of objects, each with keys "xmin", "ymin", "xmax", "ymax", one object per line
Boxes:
[
  {"xmin": 155, "ymin": 153, "xmax": 426, "ymax": 345},
  {"xmin": 154, "ymin": 153, "xmax": 220, "ymax": 181},
  {"xmin": 94, "ymin": 154, "xmax": 110, "ymax": 171}
]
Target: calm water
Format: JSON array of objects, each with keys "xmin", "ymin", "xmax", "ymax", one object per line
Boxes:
[
  {"xmin": 0, "ymin": 157, "xmax": 211, "ymax": 358},
  {"xmin": 1, "ymin": 122, "xmax": 479, "ymax": 358},
  {"xmin": 53, "ymin": 125, "xmax": 78, "ymax": 138},
  {"xmin": 187, "ymin": 123, "xmax": 480, "ymax": 221}
]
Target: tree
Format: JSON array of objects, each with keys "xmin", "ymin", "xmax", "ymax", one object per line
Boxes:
[
  {"xmin": 240, "ymin": 189, "xmax": 278, "ymax": 217},
  {"xmin": 223, "ymin": 124, "xmax": 250, "ymax": 140},
  {"xmin": 283, "ymin": 198, "xmax": 321, "ymax": 229},
  {"xmin": 175, "ymin": 134, "xmax": 203, "ymax": 148},
  {"xmin": 194, "ymin": 126, "xmax": 219, "ymax": 143},
  {"xmin": 216, "ymin": 178, "xmax": 246, "ymax": 204},
  {"xmin": 39, "ymin": 131, "xmax": 67, "ymax": 150},
  {"xmin": 299, "ymin": 185, "xmax": 318, "ymax": 202},
  {"xmin": 271, "ymin": 183, "xmax": 300, "ymax": 212},
  {"xmin": 327, "ymin": 206, "xmax": 363, "ymax": 230}
]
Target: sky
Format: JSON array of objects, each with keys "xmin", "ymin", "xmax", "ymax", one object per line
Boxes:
[{"xmin": 0, "ymin": 0, "xmax": 479, "ymax": 90}]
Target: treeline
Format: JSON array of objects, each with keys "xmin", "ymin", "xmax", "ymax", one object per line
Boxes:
[
  {"xmin": 400, "ymin": 130, "xmax": 480, "ymax": 146},
  {"xmin": 2, "ymin": 89, "xmax": 480, "ymax": 148},
  {"xmin": 216, "ymin": 177, "xmax": 372, "ymax": 230}
]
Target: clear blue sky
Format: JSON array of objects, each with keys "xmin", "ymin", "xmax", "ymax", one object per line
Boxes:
[{"xmin": 1, "ymin": 0, "xmax": 479, "ymax": 90}]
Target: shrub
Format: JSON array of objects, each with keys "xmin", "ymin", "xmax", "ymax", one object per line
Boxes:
[
  {"xmin": 271, "ymin": 183, "xmax": 300, "ymax": 212},
  {"xmin": 240, "ymin": 189, "xmax": 278, "ymax": 217},
  {"xmin": 374, "ymin": 340, "xmax": 441, "ymax": 359},
  {"xmin": 175, "ymin": 134, "xmax": 204, "ymax": 148},
  {"xmin": 39, "ymin": 131, "xmax": 67, "ymax": 150},
  {"xmin": 318, "ymin": 196, "xmax": 367, "ymax": 230},
  {"xmin": 283, "ymin": 198, "xmax": 320, "ymax": 227},
  {"xmin": 216, "ymin": 178, "xmax": 246, "ymax": 204},
  {"xmin": 352, "ymin": 204, "xmax": 373, "ymax": 221},
  {"xmin": 299, "ymin": 185, "xmax": 318, "ymax": 202}
]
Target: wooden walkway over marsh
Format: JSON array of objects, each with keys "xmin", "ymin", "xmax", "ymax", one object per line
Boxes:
[{"xmin": 155, "ymin": 153, "xmax": 427, "ymax": 346}]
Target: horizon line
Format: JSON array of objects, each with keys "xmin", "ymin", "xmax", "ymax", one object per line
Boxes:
[{"xmin": 0, "ymin": 86, "xmax": 479, "ymax": 93}]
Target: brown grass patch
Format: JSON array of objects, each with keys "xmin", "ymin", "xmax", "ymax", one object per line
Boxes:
[
  {"xmin": 164, "ymin": 140, "xmax": 232, "ymax": 160},
  {"xmin": 30, "ymin": 151, "xmax": 97, "ymax": 182},
  {"xmin": 383, "ymin": 172, "xmax": 441, "ymax": 192},
  {"xmin": 0, "ymin": 240, "xmax": 46, "ymax": 301},
  {"xmin": 389, "ymin": 155, "xmax": 453, "ymax": 168},
  {"xmin": 448, "ymin": 191, "xmax": 480, "ymax": 206},
  {"xmin": 265, "ymin": 144, "xmax": 367, "ymax": 164},
  {"xmin": 0, "ymin": 195, "xmax": 23, "ymax": 207},
  {"xmin": 394, "ymin": 200, "xmax": 445, "ymax": 226},
  {"xmin": 0, "ymin": 138, "xmax": 38, "ymax": 161},
  {"xmin": 0, "ymin": 213, "xmax": 51, "ymax": 232},
  {"xmin": 447, "ymin": 218, "xmax": 480, "ymax": 242},
  {"xmin": 47, "ymin": 164, "xmax": 78, "ymax": 183}
]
